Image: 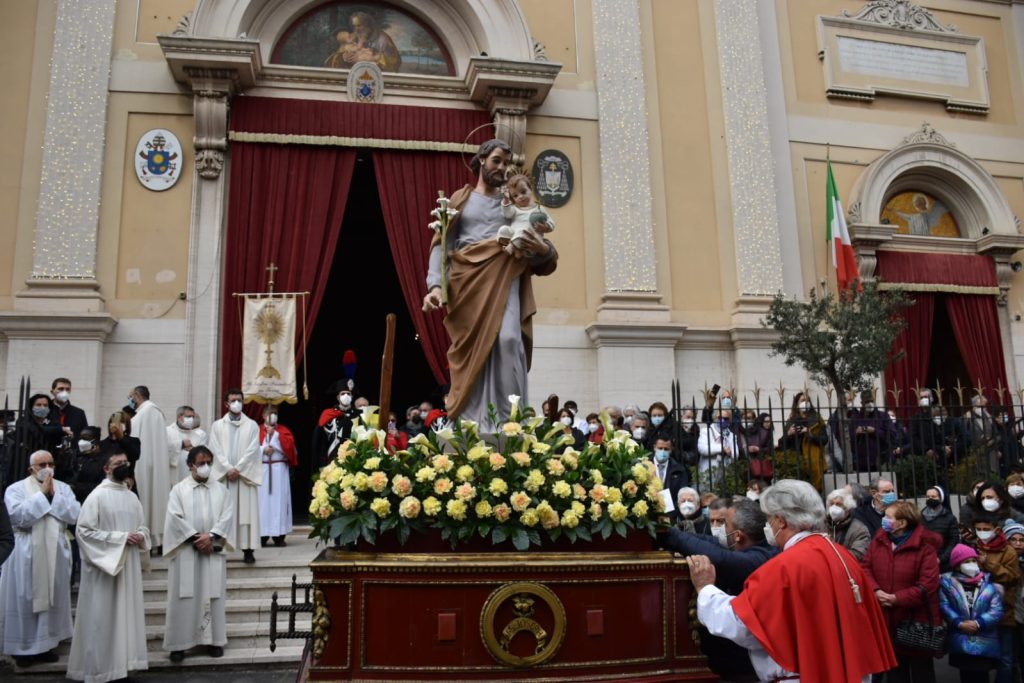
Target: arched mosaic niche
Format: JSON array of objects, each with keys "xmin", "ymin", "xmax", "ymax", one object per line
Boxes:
[
  {"xmin": 881, "ymin": 190, "xmax": 961, "ymax": 237},
  {"xmin": 272, "ymin": 1, "xmax": 455, "ymax": 75}
]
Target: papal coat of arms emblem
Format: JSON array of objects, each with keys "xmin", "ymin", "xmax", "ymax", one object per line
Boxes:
[
  {"xmin": 530, "ymin": 150, "xmax": 573, "ymax": 208},
  {"xmin": 346, "ymin": 61, "xmax": 384, "ymax": 103},
  {"xmin": 134, "ymin": 129, "xmax": 183, "ymax": 191}
]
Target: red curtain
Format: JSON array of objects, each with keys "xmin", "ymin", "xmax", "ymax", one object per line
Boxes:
[
  {"xmin": 372, "ymin": 151, "xmax": 475, "ymax": 385},
  {"xmin": 220, "ymin": 142, "xmax": 357, "ymax": 398},
  {"xmin": 946, "ymin": 296, "xmax": 1010, "ymax": 406},
  {"xmin": 875, "ymin": 251, "xmax": 997, "ymax": 287},
  {"xmin": 884, "ymin": 294, "xmax": 935, "ymax": 418}
]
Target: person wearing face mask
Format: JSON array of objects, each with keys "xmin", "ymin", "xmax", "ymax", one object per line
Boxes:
[
  {"xmin": 0, "ymin": 450, "xmax": 80, "ymax": 667},
  {"xmin": 691, "ymin": 479, "xmax": 897, "ymax": 682},
  {"xmin": 128, "ymin": 385, "xmax": 169, "ymax": 555},
  {"xmin": 991, "ymin": 409, "xmax": 1020, "ymax": 479},
  {"xmin": 67, "ymin": 450, "xmax": 149, "ymax": 683},
  {"xmin": 7, "ymin": 394, "xmax": 63, "ymax": 492},
  {"xmin": 208, "ymin": 389, "xmax": 262, "ymax": 564},
  {"xmin": 554, "ymin": 408, "xmax": 586, "ymax": 452},
  {"xmin": 584, "ymin": 412, "xmax": 604, "ymax": 445},
  {"xmin": 162, "ymin": 446, "xmax": 234, "ymax": 662},
  {"xmin": 848, "ymin": 391, "xmax": 894, "ymax": 473},
  {"xmin": 920, "ymin": 486, "xmax": 959, "ymax": 572},
  {"xmin": 629, "ymin": 413, "xmax": 649, "ymax": 446},
  {"xmin": 826, "ymin": 488, "xmax": 870, "ymax": 561},
  {"xmin": 675, "ymin": 487, "xmax": 710, "ymax": 535},
  {"xmin": 779, "ymin": 393, "xmax": 828, "ymax": 492},
  {"xmin": 658, "ymin": 499, "xmax": 776, "ymax": 680},
  {"xmin": 48, "ymin": 377, "xmax": 88, "ymax": 442},
  {"xmin": 1006, "ymin": 473, "xmax": 1024, "ymax": 516},
  {"xmin": 861, "ymin": 500, "xmax": 942, "ymax": 683},
  {"xmin": 166, "ymin": 406, "xmax": 208, "ymax": 482},
  {"xmin": 258, "ymin": 405, "xmax": 296, "ymax": 548},
  {"xmin": 651, "ymin": 438, "xmax": 688, "ymax": 520},
  {"xmin": 972, "ymin": 513, "xmax": 1021, "ymax": 682},
  {"xmin": 696, "ymin": 405, "xmax": 739, "ymax": 491},
  {"xmin": 317, "ymin": 389, "xmax": 360, "ymax": 466},
  {"xmin": 644, "ymin": 401, "xmax": 678, "ymax": 453},
  {"xmin": 964, "ymin": 396, "xmax": 1001, "ymax": 477},
  {"xmin": 959, "ymin": 479, "xmax": 988, "ymax": 533},
  {"xmin": 745, "ymin": 414, "xmax": 775, "ymax": 482},
  {"xmin": 975, "ymin": 481, "xmax": 1024, "ymax": 526},
  {"xmin": 853, "ymin": 476, "xmax": 897, "ymax": 539},
  {"xmin": 70, "ymin": 426, "xmax": 107, "ymax": 505},
  {"xmin": 938, "ymin": 543, "xmax": 1005, "ymax": 680}
]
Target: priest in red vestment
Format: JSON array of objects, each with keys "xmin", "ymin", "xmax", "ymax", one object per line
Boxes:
[
  {"xmin": 689, "ymin": 479, "xmax": 897, "ymax": 682},
  {"xmin": 257, "ymin": 405, "xmax": 296, "ymax": 547}
]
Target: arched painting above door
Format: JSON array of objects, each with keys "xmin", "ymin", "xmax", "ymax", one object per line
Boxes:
[
  {"xmin": 880, "ymin": 190, "xmax": 961, "ymax": 238},
  {"xmin": 272, "ymin": 1, "xmax": 455, "ymax": 76}
]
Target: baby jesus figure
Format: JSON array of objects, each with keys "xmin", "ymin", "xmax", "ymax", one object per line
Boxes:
[{"xmin": 496, "ymin": 174, "xmax": 555, "ymax": 258}]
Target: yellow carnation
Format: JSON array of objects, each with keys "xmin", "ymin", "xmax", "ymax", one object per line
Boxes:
[
  {"xmin": 363, "ymin": 456, "xmax": 381, "ymax": 471},
  {"xmin": 467, "ymin": 443, "xmax": 491, "ymax": 462},
  {"xmin": 455, "ymin": 482, "xmax": 477, "ymax": 501},
  {"xmin": 590, "ymin": 502, "xmax": 603, "ymax": 521},
  {"xmin": 391, "ymin": 475, "xmax": 412, "ymax": 497},
  {"xmin": 501, "ymin": 422, "xmax": 523, "ymax": 437},
  {"xmin": 589, "ymin": 484, "xmax": 608, "ymax": 503},
  {"xmin": 325, "ymin": 467, "xmax": 343, "ymax": 485},
  {"xmin": 510, "ymin": 490, "xmax": 531, "ymax": 512},
  {"xmin": 546, "ymin": 458, "xmax": 565, "ymax": 476},
  {"xmin": 339, "ymin": 489, "xmax": 357, "ymax": 511},
  {"xmin": 632, "ymin": 500, "xmax": 649, "ymax": 518},
  {"xmin": 433, "ymin": 478, "xmax": 453, "ymax": 495},
  {"xmin": 608, "ymin": 501, "xmax": 628, "ymax": 522},
  {"xmin": 369, "ymin": 497, "xmax": 391, "ymax": 518},
  {"xmin": 493, "ymin": 503, "xmax": 512, "ymax": 522},
  {"xmin": 423, "ymin": 496, "xmax": 442, "ymax": 516},
  {"xmin": 353, "ymin": 472, "xmax": 370, "ymax": 491},
  {"xmin": 399, "ymin": 496, "xmax": 421, "ymax": 519},
  {"xmin": 524, "ymin": 469, "xmax": 546, "ymax": 493},
  {"xmin": 551, "ymin": 480, "xmax": 572, "ymax": 498},
  {"xmin": 369, "ymin": 471, "xmax": 388, "ymax": 493},
  {"xmin": 607, "ymin": 487, "xmax": 623, "ymax": 504},
  {"xmin": 489, "ymin": 478, "xmax": 509, "ymax": 496},
  {"xmin": 560, "ymin": 510, "xmax": 580, "ymax": 529},
  {"xmin": 511, "ymin": 451, "xmax": 531, "ymax": 466},
  {"xmin": 446, "ymin": 499, "xmax": 468, "ymax": 521},
  {"xmin": 474, "ymin": 500, "xmax": 493, "ymax": 518},
  {"xmin": 520, "ymin": 508, "xmax": 539, "ymax": 527},
  {"xmin": 573, "ymin": 483, "xmax": 587, "ymax": 501},
  {"xmin": 415, "ymin": 466, "xmax": 437, "ymax": 482},
  {"xmin": 316, "ymin": 506, "xmax": 332, "ymax": 519},
  {"xmin": 488, "ymin": 453, "xmax": 506, "ymax": 469},
  {"xmin": 336, "ymin": 440, "xmax": 356, "ymax": 461},
  {"xmin": 561, "ymin": 453, "xmax": 578, "ymax": 470},
  {"xmin": 431, "ymin": 454, "xmax": 453, "ymax": 472},
  {"xmin": 571, "ymin": 501, "xmax": 586, "ymax": 516},
  {"xmin": 590, "ymin": 469, "xmax": 604, "ymax": 485},
  {"xmin": 340, "ymin": 473, "xmax": 355, "ymax": 489},
  {"xmin": 308, "ymin": 498, "xmax": 319, "ymax": 514},
  {"xmin": 622, "ymin": 480, "xmax": 639, "ymax": 498},
  {"xmin": 631, "ymin": 463, "xmax": 649, "ymax": 485},
  {"xmin": 456, "ymin": 465, "xmax": 475, "ymax": 482},
  {"xmin": 531, "ymin": 441, "xmax": 551, "ymax": 455}
]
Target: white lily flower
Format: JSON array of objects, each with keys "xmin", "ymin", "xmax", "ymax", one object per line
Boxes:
[
  {"xmin": 430, "ymin": 208, "xmax": 442, "ymax": 219},
  {"xmin": 428, "ymin": 220, "xmax": 442, "ymax": 232},
  {"xmin": 352, "ymin": 424, "xmax": 371, "ymax": 443},
  {"xmin": 408, "ymin": 433, "xmax": 431, "ymax": 447},
  {"xmin": 434, "ymin": 426, "xmax": 455, "ymax": 441}
]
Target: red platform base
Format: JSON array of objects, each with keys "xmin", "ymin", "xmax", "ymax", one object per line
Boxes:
[{"xmin": 303, "ymin": 546, "xmax": 716, "ymax": 682}]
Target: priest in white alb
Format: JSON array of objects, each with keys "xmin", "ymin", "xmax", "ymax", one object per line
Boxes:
[
  {"xmin": 163, "ymin": 445, "xmax": 234, "ymax": 662},
  {"xmin": 166, "ymin": 405, "xmax": 208, "ymax": 480},
  {"xmin": 67, "ymin": 449, "xmax": 149, "ymax": 683},
  {"xmin": 208, "ymin": 388, "xmax": 261, "ymax": 564},
  {"xmin": 129, "ymin": 384, "xmax": 170, "ymax": 553},
  {"xmin": 0, "ymin": 450, "xmax": 80, "ymax": 667},
  {"xmin": 258, "ymin": 403, "xmax": 296, "ymax": 547}
]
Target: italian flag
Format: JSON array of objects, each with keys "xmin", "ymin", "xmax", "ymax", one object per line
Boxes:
[{"xmin": 826, "ymin": 159, "xmax": 858, "ymax": 291}]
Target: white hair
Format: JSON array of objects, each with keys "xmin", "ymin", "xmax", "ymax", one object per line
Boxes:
[
  {"xmin": 760, "ymin": 479, "xmax": 826, "ymax": 532},
  {"xmin": 677, "ymin": 487, "xmax": 699, "ymax": 505},
  {"xmin": 826, "ymin": 488, "xmax": 856, "ymax": 511},
  {"xmin": 29, "ymin": 450, "xmax": 51, "ymax": 466}
]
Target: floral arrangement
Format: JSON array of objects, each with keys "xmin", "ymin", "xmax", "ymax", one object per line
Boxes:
[{"xmin": 309, "ymin": 398, "xmax": 666, "ymax": 550}]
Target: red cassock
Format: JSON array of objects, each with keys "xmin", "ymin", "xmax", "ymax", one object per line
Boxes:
[
  {"xmin": 259, "ymin": 424, "xmax": 298, "ymax": 467},
  {"xmin": 731, "ymin": 534, "xmax": 897, "ymax": 682}
]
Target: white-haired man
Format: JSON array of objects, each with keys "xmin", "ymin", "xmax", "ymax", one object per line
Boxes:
[
  {"xmin": 0, "ymin": 450, "xmax": 80, "ymax": 666},
  {"xmin": 688, "ymin": 479, "xmax": 897, "ymax": 682}
]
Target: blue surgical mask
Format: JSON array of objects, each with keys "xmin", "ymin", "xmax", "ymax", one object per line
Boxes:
[
  {"xmin": 127, "ymin": 397, "xmax": 137, "ymax": 409},
  {"xmin": 881, "ymin": 517, "xmax": 896, "ymax": 533},
  {"xmin": 654, "ymin": 449, "xmax": 670, "ymax": 463},
  {"xmin": 702, "ymin": 507, "xmax": 710, "ymax": 519},
  {"xmin": 721, "ymin": 398, "xmax": 732, "ymax": 409},
  {"xmin": 651, "ymin": 415, "xmax": 664, "ymax": 427},
  {"xmin": 881, "ymin": 492, "xmax": 897, "ymax": 506}
]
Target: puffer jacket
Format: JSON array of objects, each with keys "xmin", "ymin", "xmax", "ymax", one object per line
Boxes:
[{"xmin": 938, "ymin": 573, "xmax": 1003, "ymax": 659}]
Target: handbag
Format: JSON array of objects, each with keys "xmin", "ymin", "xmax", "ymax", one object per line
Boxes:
[{"xmin": 893, "ymin": 586, "xmax": 946, "ymax": 656}]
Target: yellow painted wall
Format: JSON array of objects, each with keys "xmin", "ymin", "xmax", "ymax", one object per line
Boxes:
[
  {"xmin": 0, "ymin": 1, "xmax": 45, "ymax": 299},
  {"xmin": 519, "ymin": 0, "xmax": 595, "ymax": 89},
  {"xmin": 113, "ymin": 0, "xmax": 195, "ymax": 60}
]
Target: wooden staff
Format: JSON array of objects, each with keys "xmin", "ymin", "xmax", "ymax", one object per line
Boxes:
[{"xmin": 378, "ymin": 314, "xmax": 397, "ymax": 434}]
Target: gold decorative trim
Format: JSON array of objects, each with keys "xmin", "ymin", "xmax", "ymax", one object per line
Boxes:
[
  {"xmin": 480, "ymin": 582, "xmax": 567, "ymax": 667},
  {"xmin": 311, "ymin": 587, "xmax": 331, "ymax": 661},
  {"xmin": 357, "ymin": 577, "xmax": 669, "ymax": 672},
  {"xmin": 339, "ymin": 670, "xmax": 708, "ymax": 683},
  {"xmin": 228, "ymin": 130, "xmax": 478, "ymax": 153},
  {"xmin": 877, "ymin": 282, "xmax": 998, "ymax": 295},
  {"xmin": 311, "ymin": 549, "xmax": 679, "ymax": 574},
  {"xmin": 308, "ymin": 579, "xmax": 354, "ymax": 672}
]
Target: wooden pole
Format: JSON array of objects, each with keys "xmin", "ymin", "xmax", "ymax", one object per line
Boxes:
[{"xmin": 378, "ymin": 314, "xmax": 397, "ymax": 432}]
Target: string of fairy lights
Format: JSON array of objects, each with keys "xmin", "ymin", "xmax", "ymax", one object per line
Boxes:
[
  {"xmin": 593, "ymin": 0, "xmax": 658, "ymax": 293},
  {"xmin": 713, "ymin": 0, "xmax": 785, "ymax": 296},
  {"xmin": 31, "ymin": 0, "xmax": 117, "ymax": 281}
]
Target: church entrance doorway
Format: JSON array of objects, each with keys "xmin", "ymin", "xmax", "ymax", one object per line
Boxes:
[
  {"xmin": 925, "ymin": 294, "xmax": 973, "ymax": 407},
  {"xmin": 277, "ymin": 151, "xmax": 441, "ymax": 517}
]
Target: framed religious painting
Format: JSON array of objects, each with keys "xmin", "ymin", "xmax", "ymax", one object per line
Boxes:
[
  {"xmin": 273, "ymin": 2, "xmax": 455, "ymax": 76},
  {"xmin": 880, "ymin": 190, "xmax": 961, "ymax": 238}
]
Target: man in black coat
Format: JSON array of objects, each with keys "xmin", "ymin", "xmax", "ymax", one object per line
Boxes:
[
  {"xmin": 48, "ymin": 377, "xmax": 88, "ymax": 438},
  {"xmin": 852, "ymin": 475, "xmax": 896, "ymax": 539},
  {"xmin": 651, "ymin": 437, "xmax": 688, "ymax": 521}
]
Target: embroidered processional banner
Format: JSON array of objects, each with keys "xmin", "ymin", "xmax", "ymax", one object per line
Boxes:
[{"xmin": 241, "ymin": 295, "xmax": 299, "ymax": 404}]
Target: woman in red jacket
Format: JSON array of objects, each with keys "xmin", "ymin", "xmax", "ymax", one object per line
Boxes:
[{"xmin": 861, "ymin": 500, "xmax": 942, "ymax": 683}]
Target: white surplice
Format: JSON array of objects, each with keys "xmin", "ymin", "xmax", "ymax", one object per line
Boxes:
[
  {"xmin": 0, "ymin": 476, "xmax": 79, "ymax": 656},
  {"xmin": 208, "ymin": 413, "xmax": 261, "ymax": 550},
  {"xmin": 162, "ymin": 475, "xmax": 234, "ymax": 651},
  {"xmin": 165, "ymin": 424, "xmax": 209, "ymax": 481},
  {"xmin": 258, "ymin": 429, "xmax": 293, "ymax": 537},
  {"xmin": 131, "ymin": 400, "xmax": 169, "ymax": 545},
  {"xmin": 67, "ymin": 479, "xmax": 149, "ymax": 683}
]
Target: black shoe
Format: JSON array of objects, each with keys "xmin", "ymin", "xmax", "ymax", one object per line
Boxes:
[
  {"xmin": 207, "ymin": 645, "xmax": 224, "ymax": 658},
  {"xmin": 13, "ymin": 655, "xmax": 35, "ymax": 667},
  {"xmin": 243, "ymin": 549, "xmax": 255, "ymax": 564},
  {"xmin": 169, "ymin": 650, "xmax": 185, "ymax": 663},
  {"xmin": 35, "ymin": 650, "xmax": 59, "ymax": 663},
  {"xmin": 260, "ymin": 536, "xmax": 269, "ymax": 547},
  {"xmin": 273, "ymin": 535, "xmax": 286, "ymax": 547}
]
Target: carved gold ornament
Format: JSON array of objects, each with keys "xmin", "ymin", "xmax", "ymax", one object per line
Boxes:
[
  {"xmin": 312, "ymin": 587, "xmax": 331, "ymax": 660},
  {"xmin": 480, "ymin": 582, "xmax": 566, "ymax": 667}
]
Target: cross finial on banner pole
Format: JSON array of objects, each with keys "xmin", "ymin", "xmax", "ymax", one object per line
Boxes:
[{"xmin": 266, "ymin": 262, "xmax": 278, "ymax": 294}]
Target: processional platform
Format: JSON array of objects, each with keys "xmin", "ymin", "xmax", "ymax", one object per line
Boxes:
[{"xmin": 302, "ymin": 537, "xmax": 716, "ymax": 682}]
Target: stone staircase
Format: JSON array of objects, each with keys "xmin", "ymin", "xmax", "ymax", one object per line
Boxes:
[{"xmin": 12, "ymin": 527, "xmax": 320, "ymax": 675}]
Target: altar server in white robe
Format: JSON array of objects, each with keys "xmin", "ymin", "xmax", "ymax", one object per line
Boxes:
[
  {"xmin": 163, "ymin": 445, "xmax": 234, "ymax": 661},
  {"xmin": 258, "ymin": 404, "xmax": 296, "ymax": 547},
  {"xmin": 0, "ymin": 450, "xmax": 80, "ymax": 666},
  {"xmin": 208, "ymin": 388, "xmax": 261, "ymax": 564},
  {"xmin": 166, "ymin": 405, "xmax": 208, "ymax": 480},
  {"xmin": 129, "ymin": 384, "xmax": 169, "ymax": 552},
  {"xmin": 67, "ymin": 450, "xmax": 149, "ymax": 683}
]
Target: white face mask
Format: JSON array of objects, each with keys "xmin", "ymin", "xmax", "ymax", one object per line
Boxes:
[
  {"xmin": 55, "ymin": 390, "xmax": 70, "ymax": 403},
  {"xmin": 711, "ymin": 525, "xmax": 728, "ymax": 547},
  {"xmin": 864, "ymin": 403, "xmax": 875, "ymax": 412},
  {"xmin": 632, "ymin": 427, "xmax": 646, "ymax": 440},
  {"xmin": 746, "ymin": 490, "xmax": 759, "ymax": 501},
  {"xmin": 229, "ymin": 400, "xmax": 243, "ymax": 414},
  {"xmin": 587, "ymin": 423, "xmax": 599, "ymax": 434},
  {"xmin": 77, "ymin": 439, "xmax": 93, "ymax": 452},
  {"xmin": 981, "ymin": 498, "xmax": 1000, "ymax": 512},
  {"xmin": 959, "ymin": 562, "xmax": 980, "ymax": 577},
  {"xmin": 195, "ymin": 463, "xmax": 212, "ymax": 479},
  {"xmin": 560, "ymin": 416, "xmax": 573, "ymax": 427},
  {"xmin": 679, "ymin": 501, "xmax": 697, "ymax": 516},
  {"xmin": 764, "ymin": 519, "xmax": 778, "ymax": 547},
  {"xmin": 1008, "ymin": 485, "xmax": 1024, "ymax": 499},
  {"xmin": 828, "ymin": 504, "xmax": 846, "ymax": 521},
  {"xmin": 919, "ymin": 397, "xmax": 931, "ymax": 407},
  {"xmin": 267, "ymin": 413, "xmax": 278, "ymax": 426},
  {"xmin": 932, "ymin": 416, "xmax": 942, "ymax": 425},
  {"xmin": 34, "ymin": 467, "xmax": 51, "ymax": 482},
  {"xmin": 338, "ymin": 394, "xmax": 352, "ymax": 407},
  {"xmin": 973, "ymin": 407, "xmax": 985, "ymax": 417},
  {"xmin": 181, "ymin": 416, "xmax": 195, "ymax": 429},
  {"xmin": 798, "ymin": 401, "xmax": 810, "ymax": 411},
  {"xmin": 975, "ymin": 529, "xmax": 996, "ymax": 542}
]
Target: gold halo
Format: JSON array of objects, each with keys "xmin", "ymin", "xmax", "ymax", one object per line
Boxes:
[{"xmin": 461, "ymin": 122, "xmax": 526, "ymax": 175}]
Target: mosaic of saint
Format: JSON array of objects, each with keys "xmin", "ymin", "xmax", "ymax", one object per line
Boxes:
[
  {"xmin": 881, "ymin": 191, "xmax": 961, "ymax": 237},
  {"xmin": 273, "ymin": 2, "xmax": 454, "ymax": 76}
]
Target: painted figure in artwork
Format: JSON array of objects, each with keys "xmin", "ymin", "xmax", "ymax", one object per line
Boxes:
[{"xmin": 323, "ymin": 11, "xmax": 402, "ymax": 71}]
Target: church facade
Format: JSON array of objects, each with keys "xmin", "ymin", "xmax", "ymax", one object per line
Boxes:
[{"xmin": 2, "ymin": 0, "xmax": 1024, "ymax": 424}]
